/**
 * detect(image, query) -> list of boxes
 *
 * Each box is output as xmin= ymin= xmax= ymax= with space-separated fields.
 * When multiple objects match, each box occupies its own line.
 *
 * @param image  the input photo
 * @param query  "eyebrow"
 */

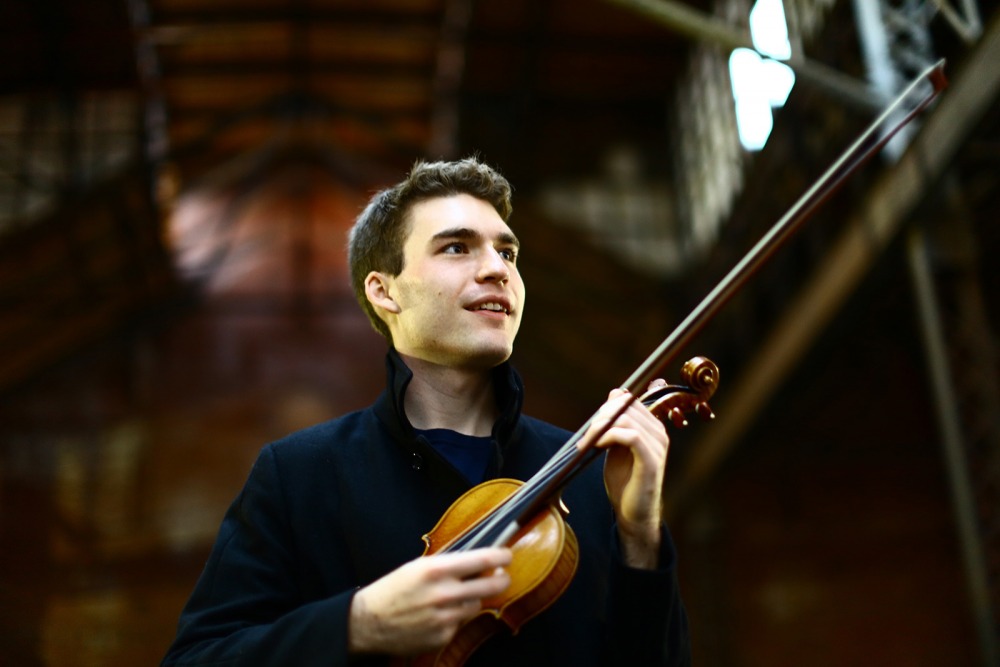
xmin=430 ymin=226 xmax=521 ymax=250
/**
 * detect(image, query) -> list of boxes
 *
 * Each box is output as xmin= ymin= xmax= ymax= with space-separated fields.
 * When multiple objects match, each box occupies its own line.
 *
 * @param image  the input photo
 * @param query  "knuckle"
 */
xmin=430 ymin=582 xmax=462 ymax=605
xmin=422 ymin=558 xmax=453 ymax=582
xmin=431 ymin=625 xmax=457 ymax=647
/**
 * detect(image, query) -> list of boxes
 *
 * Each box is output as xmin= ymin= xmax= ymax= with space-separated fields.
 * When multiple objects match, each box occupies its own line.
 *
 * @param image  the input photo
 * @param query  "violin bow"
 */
xmin=486 ymin=59 xmax=948 ymax=548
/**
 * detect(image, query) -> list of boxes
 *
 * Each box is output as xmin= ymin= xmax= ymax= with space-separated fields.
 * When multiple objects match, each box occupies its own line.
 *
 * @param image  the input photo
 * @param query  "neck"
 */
xmin=398 ymin=353 xmax=499 ymax=436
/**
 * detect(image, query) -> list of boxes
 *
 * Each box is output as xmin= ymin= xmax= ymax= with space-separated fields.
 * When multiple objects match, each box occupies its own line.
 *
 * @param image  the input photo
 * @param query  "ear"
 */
xmin=364 ymin=271 xmax=401 ymax=314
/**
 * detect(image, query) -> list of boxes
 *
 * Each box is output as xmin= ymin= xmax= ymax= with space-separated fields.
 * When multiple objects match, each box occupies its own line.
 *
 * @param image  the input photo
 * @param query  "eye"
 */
xmin=442 ymin=242 xmax=467 ymax=254
xmin=498 ymin=247 xmax=518 ymax=263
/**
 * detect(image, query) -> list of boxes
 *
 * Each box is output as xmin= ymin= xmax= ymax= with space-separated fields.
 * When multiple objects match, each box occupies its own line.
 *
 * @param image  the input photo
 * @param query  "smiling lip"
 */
xmin=465 ymin=297 xmax=513 ymax=315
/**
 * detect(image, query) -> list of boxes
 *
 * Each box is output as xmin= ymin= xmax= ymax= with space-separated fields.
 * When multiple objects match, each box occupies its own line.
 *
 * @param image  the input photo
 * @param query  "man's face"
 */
xmin=379 ymin=193 xmax=524 ymax=370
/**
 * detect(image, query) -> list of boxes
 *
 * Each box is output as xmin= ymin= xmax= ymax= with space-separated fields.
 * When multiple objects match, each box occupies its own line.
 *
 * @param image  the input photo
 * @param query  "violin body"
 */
xmin=406 ymin=479 xmax=579 ymax=667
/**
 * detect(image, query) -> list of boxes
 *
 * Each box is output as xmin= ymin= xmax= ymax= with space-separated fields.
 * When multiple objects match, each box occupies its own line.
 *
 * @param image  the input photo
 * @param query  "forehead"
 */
xmin=404 ymin=194 xmax=513 ymax=244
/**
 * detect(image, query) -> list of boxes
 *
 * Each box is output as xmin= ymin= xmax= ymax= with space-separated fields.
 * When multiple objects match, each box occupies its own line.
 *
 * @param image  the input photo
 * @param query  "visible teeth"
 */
xmin=477 ymin=302 xmax=507 ymax=313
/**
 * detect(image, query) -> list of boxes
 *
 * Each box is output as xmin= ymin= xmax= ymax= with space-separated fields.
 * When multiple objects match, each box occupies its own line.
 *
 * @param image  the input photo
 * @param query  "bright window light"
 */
xmin=730 ymin=49 xmax=773 ymax=151
xmin=761 ymin=58 xmax=795 ymax=106
xmin=750 ymin=0 xmax=792 ymax=59
xmin=730 ymin=0 xmax=796 ymax=151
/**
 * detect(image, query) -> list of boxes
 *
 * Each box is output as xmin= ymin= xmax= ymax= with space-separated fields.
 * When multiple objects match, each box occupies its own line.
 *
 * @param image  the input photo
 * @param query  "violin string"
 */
xmin=454 ymin=401 xmax=631 ymax=552
xmin=450 ymin=392 xmax=648 ymax=552
xmin=447 ymin=439 xmax=585 ymax=552
xmin=452 ymin=453 xmax=572 ymax=551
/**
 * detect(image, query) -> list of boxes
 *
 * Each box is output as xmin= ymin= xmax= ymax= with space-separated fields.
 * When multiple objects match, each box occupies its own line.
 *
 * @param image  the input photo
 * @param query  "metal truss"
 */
xmin=856 ymin=1 xmax=1000 ymax=663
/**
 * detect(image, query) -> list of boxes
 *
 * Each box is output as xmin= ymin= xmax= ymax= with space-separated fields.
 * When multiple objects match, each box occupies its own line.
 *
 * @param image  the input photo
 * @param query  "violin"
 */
xmin=398 ymin=357 xmax=719 ymax=667
xmin=403 ymin=60 xmax=948 ymax=667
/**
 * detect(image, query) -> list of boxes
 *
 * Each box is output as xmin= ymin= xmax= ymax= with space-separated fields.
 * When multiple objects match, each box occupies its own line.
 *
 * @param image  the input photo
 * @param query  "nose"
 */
xmin=478 ymin=247 xmax=510 ymax=284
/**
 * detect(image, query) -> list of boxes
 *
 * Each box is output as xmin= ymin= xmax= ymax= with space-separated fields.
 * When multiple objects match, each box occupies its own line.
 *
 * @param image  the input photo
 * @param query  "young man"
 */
xmin=162 ymin=158 xmax=691 ymax=666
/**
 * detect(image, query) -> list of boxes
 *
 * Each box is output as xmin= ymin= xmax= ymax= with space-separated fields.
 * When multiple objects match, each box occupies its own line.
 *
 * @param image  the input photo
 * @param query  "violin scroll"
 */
xmin=639 ymin=357 xmax=719 ymax=428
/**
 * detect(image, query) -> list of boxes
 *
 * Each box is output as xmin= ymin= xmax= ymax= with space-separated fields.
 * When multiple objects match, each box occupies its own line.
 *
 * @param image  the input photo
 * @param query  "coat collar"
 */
xmin=372 ymin=348 xmax=525 ymax=491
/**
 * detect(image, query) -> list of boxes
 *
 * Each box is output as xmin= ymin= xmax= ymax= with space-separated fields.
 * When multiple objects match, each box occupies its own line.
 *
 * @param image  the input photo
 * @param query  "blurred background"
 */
xmin=1 ymin=0 xmax=999 ymax=664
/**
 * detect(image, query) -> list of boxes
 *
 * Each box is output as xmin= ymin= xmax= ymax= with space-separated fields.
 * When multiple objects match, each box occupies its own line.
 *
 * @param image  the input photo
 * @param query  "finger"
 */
xmin=588 ymin=389 xmax=674 ymax=455
xmin=596 ymin=426 xmax=666 ymax=465
xmin=596 ymin=390 xmax=636 ymax=425
xmin=646 ymin=378 xmax=668 ymax=392
xmin=434 ymin=567 xmax=510 ymax=608
xmin=591 ymin=402 xmax=667 ymax=453
xmin=619 ymin=397 xmax=672 ymax=439
xmin=595 ymin=411 xmax=669 ymax=470
xmin=433 ymin=597 xmax=485 ymax=629
xmin=426 ymin=548 xmax=512 ymax=581
xmin=453 ymin=568 xmax=511 ymax=602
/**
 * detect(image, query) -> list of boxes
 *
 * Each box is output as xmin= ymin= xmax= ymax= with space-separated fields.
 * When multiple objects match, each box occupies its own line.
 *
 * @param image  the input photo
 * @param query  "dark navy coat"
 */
xmin=162 ymin=351 xmax=691 ymax=666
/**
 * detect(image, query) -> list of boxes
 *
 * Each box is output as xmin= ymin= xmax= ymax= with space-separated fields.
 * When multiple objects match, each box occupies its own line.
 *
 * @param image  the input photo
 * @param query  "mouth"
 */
xmin=467 ymin=299 xmax=512 ymax=315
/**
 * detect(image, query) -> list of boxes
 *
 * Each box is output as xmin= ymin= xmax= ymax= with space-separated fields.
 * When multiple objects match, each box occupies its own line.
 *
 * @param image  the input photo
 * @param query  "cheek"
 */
xmin=511 ymin=284 xmax=525 ymax=328
xmin=394 ymin=276 xmax=430 ymax=308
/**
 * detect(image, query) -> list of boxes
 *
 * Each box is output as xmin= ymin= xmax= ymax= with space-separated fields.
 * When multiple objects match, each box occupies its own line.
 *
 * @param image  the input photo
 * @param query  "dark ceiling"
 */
xmin=2 ymin=0 xmax=999 ymax=502
xmin=0 ymin=0 xmax=697 ymax=186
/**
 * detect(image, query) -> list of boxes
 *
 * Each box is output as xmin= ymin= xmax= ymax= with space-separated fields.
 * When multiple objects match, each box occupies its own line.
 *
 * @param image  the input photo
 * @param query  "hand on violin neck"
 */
xmin=588 ymin=385 xmax=669 ymax=570
xmin=348 ymin=548 xmax=512 ymax=656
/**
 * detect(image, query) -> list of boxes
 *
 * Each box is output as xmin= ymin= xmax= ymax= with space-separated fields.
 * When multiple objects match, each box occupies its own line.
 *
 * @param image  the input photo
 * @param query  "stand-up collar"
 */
xmin=376 ymin=348 xmax=524 ymax=444
xmin=372 ymin=349 xmax=525 ymax=489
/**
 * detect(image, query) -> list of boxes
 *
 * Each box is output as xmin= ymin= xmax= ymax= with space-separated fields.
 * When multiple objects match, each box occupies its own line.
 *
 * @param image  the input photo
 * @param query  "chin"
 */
xmin=463 ymin=341 xmax=513 ymax=369
xmin=404 ymin=338 xmax=512 ymax=370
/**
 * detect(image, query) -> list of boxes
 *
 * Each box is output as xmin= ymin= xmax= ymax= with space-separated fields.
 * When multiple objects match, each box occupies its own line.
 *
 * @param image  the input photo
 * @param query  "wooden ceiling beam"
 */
xmin=155 ymin=61 xmax=433 ymax=79
xmin=145 ymin=8 xmax=440 ymax=35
